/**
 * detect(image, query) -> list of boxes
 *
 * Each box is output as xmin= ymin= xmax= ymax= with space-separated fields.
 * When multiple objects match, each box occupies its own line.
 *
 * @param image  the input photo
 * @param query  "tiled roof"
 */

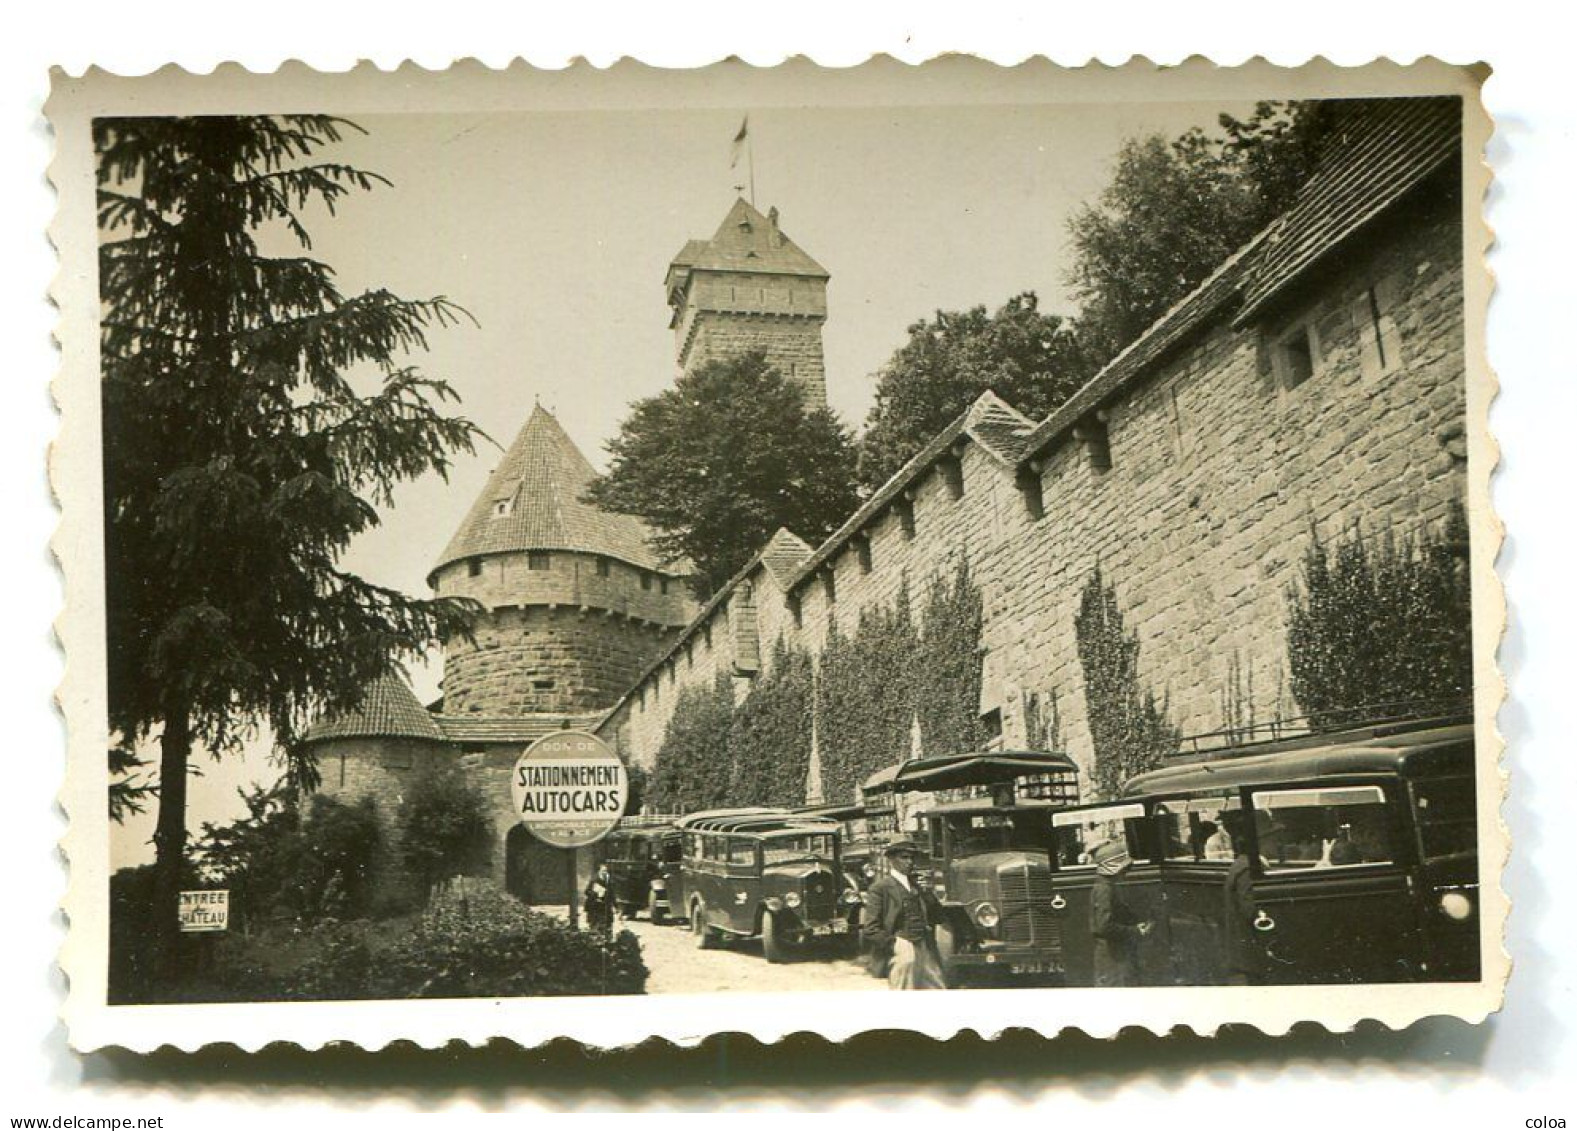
xmin=303 ymin=672 xmax=447 ymax=745
xmin=430 ymin=404 xmax=676 ymax=580
xmin=668 ymin=198 xmax=828 ymax=279
xmin=1234 ymin=96 xmax=1461 ymax=325
xmin=434 ymin=713 xmax=602 ymax=745
xmin=788 ymin=391 xmax=1036 ymax=590
xmin=758 ymin=527 xmax=815 ymax=587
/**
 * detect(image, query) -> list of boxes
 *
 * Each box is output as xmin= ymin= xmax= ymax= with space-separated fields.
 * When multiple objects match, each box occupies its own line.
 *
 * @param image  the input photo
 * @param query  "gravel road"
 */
xmin=616 ymin=912 xmax=885 ymax=995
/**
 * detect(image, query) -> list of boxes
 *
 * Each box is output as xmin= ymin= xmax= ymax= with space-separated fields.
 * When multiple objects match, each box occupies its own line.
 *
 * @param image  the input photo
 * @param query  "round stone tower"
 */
xmin=428 ymin=404 xmax=696 ymax=717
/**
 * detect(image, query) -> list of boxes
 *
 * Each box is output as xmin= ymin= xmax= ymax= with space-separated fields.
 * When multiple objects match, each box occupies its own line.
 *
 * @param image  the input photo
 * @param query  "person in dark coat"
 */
xmin=1219 ymin=813 xmax=1258 ymax=984
xmin=1090 ymin=840 xmax=1150 ymax=987
xmin=583 ymin=864 xmax=615 ymax=936
xmin=861 ymin=839 xmax=948 ymax=989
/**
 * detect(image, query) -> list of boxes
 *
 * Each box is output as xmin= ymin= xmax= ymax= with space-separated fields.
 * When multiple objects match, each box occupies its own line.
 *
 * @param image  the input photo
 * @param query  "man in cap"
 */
xmin=861 ymin=838 xmax=948 ymax=990
xmin=1090 ymin=839 xmax=1152 ymax=987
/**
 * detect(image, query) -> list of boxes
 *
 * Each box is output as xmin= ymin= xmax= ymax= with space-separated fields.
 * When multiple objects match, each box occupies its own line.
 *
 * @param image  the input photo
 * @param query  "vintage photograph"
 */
xmin=49 ymin=59 xmax=1502 ymax=1048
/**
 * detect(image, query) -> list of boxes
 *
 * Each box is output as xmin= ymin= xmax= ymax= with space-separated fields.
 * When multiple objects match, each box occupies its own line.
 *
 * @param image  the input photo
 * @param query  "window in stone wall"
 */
xmin=1075 ymin=416 xmax=1113 ymax=473
xmin=533 ymin=679 xmax=555 ymax=692
xmin=897 ymin=495 xmax=916 ymax=540
xmin=492 ymin=498 xmax=512 ymax=517
xmin=857 ymin=536 xmax=872 ymax=575
xmin=1166 ymin=383 xmax=1191 ymax=460
xmin=940 ymin=455 xmax=965 ymax=500
xmin=528 ymin=551 xmax=551 ymax=571
xmin=640 ymin=571 xmax=652 ymax=591
xmin=821 ymin=566 xmax=837 ymax=605
xmin=1017 ymin=465 xmax=1045 ymax=521
xmin=789 ymin=592 xmax=804 ymax=629
xmin=595 ymin=556 xmax=611 ymax=578
xmin=1351 ymin=282 xmax=1404 ymax=380
xmin=1272 ymin=319 xmax=1323 ymax=390
xmin=660 ymin=577 xmax=670 ymax=595
xmin=467 ymin=559 xmax=483 ymax=578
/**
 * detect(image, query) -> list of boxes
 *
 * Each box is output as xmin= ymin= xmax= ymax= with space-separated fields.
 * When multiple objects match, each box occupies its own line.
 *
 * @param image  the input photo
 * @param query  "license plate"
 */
xmin=1010 ymin=962 xmax=1049 ymax=975
xmin=814 ymin=919 xmax=848 ymax=936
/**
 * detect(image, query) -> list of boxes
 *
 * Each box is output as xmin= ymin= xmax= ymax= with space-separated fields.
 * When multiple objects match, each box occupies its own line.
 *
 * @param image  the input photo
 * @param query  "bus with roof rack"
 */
xmin=1045 ymin=715 xmax=1480 ymax=986
xmin=890 ymin=749 xmax=1081 ymax=985
xmin=676 ymin=808 xmax=858 ymax=963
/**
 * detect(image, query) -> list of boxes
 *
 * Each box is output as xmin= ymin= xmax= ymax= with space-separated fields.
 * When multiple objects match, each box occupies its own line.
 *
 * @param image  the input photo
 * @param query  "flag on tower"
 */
xmin=730 ymin=115 xmax=749 ymax=169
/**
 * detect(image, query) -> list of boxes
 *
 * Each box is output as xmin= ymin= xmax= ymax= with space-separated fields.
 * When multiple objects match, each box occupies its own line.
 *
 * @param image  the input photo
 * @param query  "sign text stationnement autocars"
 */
xmin=511 ymin=730 xmax=629 ymax=848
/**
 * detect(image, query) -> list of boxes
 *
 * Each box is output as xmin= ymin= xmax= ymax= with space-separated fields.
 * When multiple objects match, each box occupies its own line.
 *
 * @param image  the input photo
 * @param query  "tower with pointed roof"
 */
xmin=665 ymin=199 xmax=829 ymax=404
xmin=429 ymin=404 xmax=697 ymax=717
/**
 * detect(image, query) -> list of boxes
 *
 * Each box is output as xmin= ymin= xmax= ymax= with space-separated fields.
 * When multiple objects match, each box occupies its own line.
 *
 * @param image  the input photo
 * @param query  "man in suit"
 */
xmin=861 ymin=839 xmax=948 ymax=990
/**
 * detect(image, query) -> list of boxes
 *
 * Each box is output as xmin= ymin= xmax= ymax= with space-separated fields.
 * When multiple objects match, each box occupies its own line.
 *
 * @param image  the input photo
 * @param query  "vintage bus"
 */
xmin=1046 ymin=718 xmax=1480 ymax=985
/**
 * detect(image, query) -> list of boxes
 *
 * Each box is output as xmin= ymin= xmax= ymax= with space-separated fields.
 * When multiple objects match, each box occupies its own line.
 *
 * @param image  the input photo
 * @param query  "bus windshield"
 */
xmin=762 ymin=834 xmax=835 ymax=866
xmin=945 ymin=812 xmax=1051 ymax=857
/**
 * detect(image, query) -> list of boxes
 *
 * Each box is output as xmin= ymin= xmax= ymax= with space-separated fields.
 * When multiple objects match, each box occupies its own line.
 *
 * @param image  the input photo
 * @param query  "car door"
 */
xmin=1150 ymin=792 xmax=1241 ymax=985
xmin=722 ymin=836 xmax=760 ymax=934
xmin=1048 ymin=801 xmax=1148 ymax=986
xmin=1245 ymin=781 xmax=1425 ymax=983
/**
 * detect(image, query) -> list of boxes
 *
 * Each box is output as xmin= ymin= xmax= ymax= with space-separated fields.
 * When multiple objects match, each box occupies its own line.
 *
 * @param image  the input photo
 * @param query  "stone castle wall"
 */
xmin=601 ymin=181 xmax=1469 ymax=802
xmin=443 ymin=604 xmax=683 ymax=716
xmin=433 ymin=548 xmax=695 ymax=716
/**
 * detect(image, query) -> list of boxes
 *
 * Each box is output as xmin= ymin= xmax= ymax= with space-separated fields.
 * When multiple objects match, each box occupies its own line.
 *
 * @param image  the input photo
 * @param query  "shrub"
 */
xmin=400 ymin=765 xmax=493 ymax=902
xmin=1075 ymin=564 xmax=1180 ymax=799
xmin=298 ymin=794 xmax=384 ymax=917
xmin=284 ymin=882 xmax=648 ymax=999
xmin=647 ymin=672 xmax=734 ymax=813
xmin=729 ymin=638 xmax=815 ymax=807
xmin=1285 ymin=507 xmax=1473 ymax=730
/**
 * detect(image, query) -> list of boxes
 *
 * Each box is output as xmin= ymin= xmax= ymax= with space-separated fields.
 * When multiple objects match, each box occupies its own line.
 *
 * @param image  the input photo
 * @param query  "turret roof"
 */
xmin=430 ymin=404 xmax=675 ymax=580
xmin=302 ymin=672 xmax=446 ymax=745
xmin=668 ymin=198 xmax=828 ymax=279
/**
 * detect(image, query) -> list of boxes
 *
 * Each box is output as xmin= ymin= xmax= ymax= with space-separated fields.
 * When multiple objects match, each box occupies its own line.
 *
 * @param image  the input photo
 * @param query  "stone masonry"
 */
xmin=601 ymin=150 xmax=1470 ymax=805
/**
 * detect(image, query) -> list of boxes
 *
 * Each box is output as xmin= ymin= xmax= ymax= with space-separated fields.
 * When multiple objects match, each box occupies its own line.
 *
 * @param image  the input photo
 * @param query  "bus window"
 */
xmin=1153 ymin=795 xmax=1242 ymax=863
xmin=1051 ymin=803 xmax=1145 ymax=869
xmin=1250 ymin=785 xmax=1395 ymax=873
xmin=1410 ymin=776 xmax=1477 ymax=863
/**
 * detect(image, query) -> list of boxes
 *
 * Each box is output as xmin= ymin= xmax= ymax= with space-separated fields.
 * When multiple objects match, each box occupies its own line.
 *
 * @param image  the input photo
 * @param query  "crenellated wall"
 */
xmin=600 ymin=178 xmax=1469 ymax=804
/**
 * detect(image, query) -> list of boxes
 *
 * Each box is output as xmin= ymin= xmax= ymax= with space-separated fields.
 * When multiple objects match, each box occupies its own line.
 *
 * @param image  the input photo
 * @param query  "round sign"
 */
xmin=511 ymin=730 xmax=629 ymax=848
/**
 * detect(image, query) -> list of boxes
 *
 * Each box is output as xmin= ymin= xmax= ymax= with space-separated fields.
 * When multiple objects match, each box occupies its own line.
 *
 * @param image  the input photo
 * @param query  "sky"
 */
xmin=111 ymin=97 xmax=1256 ymax=868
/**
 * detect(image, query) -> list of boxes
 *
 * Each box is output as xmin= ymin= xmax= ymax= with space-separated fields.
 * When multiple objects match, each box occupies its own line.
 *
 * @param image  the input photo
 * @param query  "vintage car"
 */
xmin=893 ymin=749 xmax=1081 ymax=984
xmin=677 ymin=808 xmax=858 ymax=962
xmin=600 ymin=825 xmax=685 ymax=922
xmin=1046 ymin=717 xmax=1479 ymax=986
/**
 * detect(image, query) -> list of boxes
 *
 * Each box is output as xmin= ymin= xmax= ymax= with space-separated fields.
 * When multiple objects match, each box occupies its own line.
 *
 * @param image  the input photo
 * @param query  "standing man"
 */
xmin=862 ymin=839 xmax=948 ymax=990
xmin=1090 ymin=840 xmax=1151 ymax=987
xmin=1220 ymin=812 xmax=1258 ymax=984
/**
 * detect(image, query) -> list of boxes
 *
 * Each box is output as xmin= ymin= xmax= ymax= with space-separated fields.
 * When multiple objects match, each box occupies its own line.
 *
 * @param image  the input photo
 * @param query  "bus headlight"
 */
xmin=973 ymin=901 xmax=1001 ymax=929
xmin=785 ymin=891 xmax=802 ymax=909
xmin=1440 ymin=891 xmax=1473 ymax=921
xmin=862 ymin=863 xmax=877 ymax=879
xmin=842 ymin=889 xmax=863 ymax=905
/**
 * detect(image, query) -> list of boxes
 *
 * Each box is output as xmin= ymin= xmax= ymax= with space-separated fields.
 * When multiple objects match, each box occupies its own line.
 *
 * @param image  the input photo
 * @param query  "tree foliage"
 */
xmin=1066 ymin=101 xmax=1332 ymax=368
xmin=1074 ymin=565 xmax=1180 ymax=799
xmin=729 ymin=638 xmax=816 ymax=807
xmin=399 ymin=765 xmax=494 ymax=900
xmin=815 ymin=588 xmax=921 ymax=804
xmin=857 ymin=294 xmax=1090 ymax=490
xmin=646 ymin=673 xmax=736 ymax=813
xmin=914 ymin=559 xmax=987 ymax=761
xmin=97 ymin=115 xmax=481 ymax=956
xmin=1285 ymin=507 xmax=1473 ymax=731
xmin=584 ymin=351 xmax=860 ymax=597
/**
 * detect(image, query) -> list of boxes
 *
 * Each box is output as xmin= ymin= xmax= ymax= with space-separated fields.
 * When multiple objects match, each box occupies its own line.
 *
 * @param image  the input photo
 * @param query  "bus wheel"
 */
xmin=693 ymin=901 xmax=719 ymax=949
xmin=761 ymin=909 xmax=788 ymax=964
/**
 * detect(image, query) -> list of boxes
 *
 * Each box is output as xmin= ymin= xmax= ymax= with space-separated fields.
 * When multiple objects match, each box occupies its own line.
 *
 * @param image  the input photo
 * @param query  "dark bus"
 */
xmin=1047 ymin=718 xmax=1480 ymax=985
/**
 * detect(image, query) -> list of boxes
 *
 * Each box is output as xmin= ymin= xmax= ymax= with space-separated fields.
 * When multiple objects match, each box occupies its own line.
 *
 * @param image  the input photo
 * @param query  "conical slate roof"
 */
xmin=430 ymin=404 xmax=672 ymax=579
xmin=669 ymin=198 xmax=828 ymax=279
xmin=302 ymin=672 xmax=446 ymax=745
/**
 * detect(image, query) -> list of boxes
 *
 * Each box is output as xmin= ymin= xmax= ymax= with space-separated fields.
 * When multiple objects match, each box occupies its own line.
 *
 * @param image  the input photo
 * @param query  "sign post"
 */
xmin=177 ymin=889 xmax=230 ymax=934
xmin=511 ymin=730 xmax=629 ymax=929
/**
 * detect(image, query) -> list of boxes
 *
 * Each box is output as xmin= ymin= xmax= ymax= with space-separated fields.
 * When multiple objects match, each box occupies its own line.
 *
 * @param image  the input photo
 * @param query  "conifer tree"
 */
xmin=97 ymin=116 xmax=481 ymax=963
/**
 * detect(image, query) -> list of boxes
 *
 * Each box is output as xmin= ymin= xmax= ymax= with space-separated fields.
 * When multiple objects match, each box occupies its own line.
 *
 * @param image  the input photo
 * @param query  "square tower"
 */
xmin=665 ymin=199 xmax=829 ymax=405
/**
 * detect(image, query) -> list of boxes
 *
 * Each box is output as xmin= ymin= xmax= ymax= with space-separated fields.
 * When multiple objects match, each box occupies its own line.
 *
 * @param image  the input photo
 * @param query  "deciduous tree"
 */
xmin=585 ymin=350 xmax=860 ymax=596
xmin=857 ymin=294 xmax=1089 ymax=491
